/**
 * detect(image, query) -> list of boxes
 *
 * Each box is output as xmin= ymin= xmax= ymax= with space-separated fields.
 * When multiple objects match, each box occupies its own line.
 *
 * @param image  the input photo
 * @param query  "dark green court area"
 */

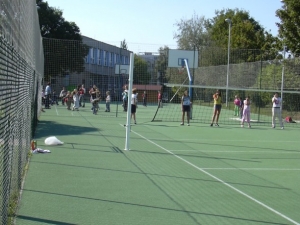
xmin=16 ymin=103 xmax=300 ymax=225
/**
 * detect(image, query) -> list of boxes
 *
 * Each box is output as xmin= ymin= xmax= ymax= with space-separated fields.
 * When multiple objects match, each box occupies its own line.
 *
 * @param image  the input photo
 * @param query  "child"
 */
xmin=241 ymin=96 xmax=251 ymax=128
xmin=91 ymin=88 xmax=100 ymax=115
xmin=142 ymin=91 xmax=147 ymax=107
xmin=72 ymin=89 xmax=80 ymax=111
xmin=233 ymin=95 xmax=241 ymax=116
xmin=131 ymin=88 xmax=138 ymax=124
xmin=105 ymin=91 xmax=111 ymax=112
xmin=181 ymin=90 xmax=192 ymax=126
xmin=64 ymin=91 xmax=72 ymax=110
xmin=122 ymin=87 xmax=128 ymax=112
xmin=59 ymin=87 xmax=67 ymax=105
xmin=240 ymin=98 xmax=244 ymax=119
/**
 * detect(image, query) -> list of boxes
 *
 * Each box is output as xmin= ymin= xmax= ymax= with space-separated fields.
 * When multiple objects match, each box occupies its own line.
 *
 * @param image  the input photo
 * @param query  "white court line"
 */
xmin=54 ymin=105 xmax=59 ymax=116
xmin=201 ymin=168 xmax=300 ymax=171
xmin=177 ymin=139 xmax=300 ymax=143
xmin=128 ymin=128 xmax=300 ymax=225
xmin=170 ymin=150 xmax=300 ymax=154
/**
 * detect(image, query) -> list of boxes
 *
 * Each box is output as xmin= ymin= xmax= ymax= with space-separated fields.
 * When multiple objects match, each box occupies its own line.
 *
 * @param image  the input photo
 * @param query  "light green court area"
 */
xmin=16 ymin=103 xmax=300 ymax=225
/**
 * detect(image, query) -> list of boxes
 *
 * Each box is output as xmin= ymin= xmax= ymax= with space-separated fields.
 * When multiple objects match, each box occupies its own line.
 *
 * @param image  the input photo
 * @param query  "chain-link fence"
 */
xmin=0 ymin=0 xmax=43 ymax=224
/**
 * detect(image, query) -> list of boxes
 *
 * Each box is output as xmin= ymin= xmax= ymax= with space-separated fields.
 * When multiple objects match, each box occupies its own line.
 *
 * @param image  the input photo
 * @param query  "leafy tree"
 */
xmin=36 ymin=0 xmax=88 ymax=80
xmin=120 ymin=39 xmax=128 ymax=50
xmin=133 ymin=55 xmax=151 ymax=84
xmin=173 ymin=13 xmax=211 ymax=50
xmin=209 ymin=9 xmax=265 ymax=49
xmin=276 ymin=0 xmax=300 ymax=56
xmin=154 ymin=46 xmax=169 ymax=84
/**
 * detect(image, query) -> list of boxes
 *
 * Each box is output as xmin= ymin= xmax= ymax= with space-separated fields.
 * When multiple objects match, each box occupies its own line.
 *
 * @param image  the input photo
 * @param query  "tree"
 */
xmin=133 ymin=55 xmax=151 ymax=84
xmin=209 ymin=9 xmax=266 ymax=49
xmin=36 ymin=0 xmax=88 ymax=80
xmin=120 ymin=39 xmax=128 ymax=50
xmin=173 ymin=13 xmax=211 ymax=50
xmin=155 ymin=46 xmax=169 ymax=83
xmin=204 ymin=9 xmax=278 ymax=64
xmin=276 ymin=0 xmax=300 ymax=56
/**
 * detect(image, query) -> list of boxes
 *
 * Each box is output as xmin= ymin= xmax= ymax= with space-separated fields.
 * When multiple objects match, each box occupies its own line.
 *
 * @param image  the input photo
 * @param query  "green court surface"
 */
xmin=16 ymin=103 xmax=300 ymax=225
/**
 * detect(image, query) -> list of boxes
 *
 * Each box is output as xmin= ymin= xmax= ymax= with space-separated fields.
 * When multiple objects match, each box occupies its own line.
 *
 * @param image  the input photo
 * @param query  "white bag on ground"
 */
xmin=44 ymin=136 xmax=64 ymax=145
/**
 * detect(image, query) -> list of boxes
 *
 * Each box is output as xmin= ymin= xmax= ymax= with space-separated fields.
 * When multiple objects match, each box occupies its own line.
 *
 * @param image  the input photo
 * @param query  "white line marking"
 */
xmin=170 ymin=150 xmax=300 ymax=154
xmin=200 ymin=168 xmax=300 ymax=171
xmin=130 ymin=129 xmax=300 ymax=225
xmin=55 ymin=105 xmax=59 ymax=116
xmin=177 ymin=139 xmax=300 ymax=143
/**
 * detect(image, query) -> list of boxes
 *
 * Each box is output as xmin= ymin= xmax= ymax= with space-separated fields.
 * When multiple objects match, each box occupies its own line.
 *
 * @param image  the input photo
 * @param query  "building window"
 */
xmin=97 ymin=49 xmax=100 ymax=65
xmin=110 ymin=53 xmax=114 ymax=67
xmin=90 ymin=48 xmax=94 ymax=64
xmin=116 ymin=54 xmax=120 ymax=64
xmin=104 ymin=51 xmax=107 ymax=66
xmin=99 ymin=50 xmax=103 ymax=65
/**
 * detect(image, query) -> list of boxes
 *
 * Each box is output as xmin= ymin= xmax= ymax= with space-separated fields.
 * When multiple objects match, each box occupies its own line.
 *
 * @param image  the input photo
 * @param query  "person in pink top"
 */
xmin=241 ymin=96 xmax=251 ymax=128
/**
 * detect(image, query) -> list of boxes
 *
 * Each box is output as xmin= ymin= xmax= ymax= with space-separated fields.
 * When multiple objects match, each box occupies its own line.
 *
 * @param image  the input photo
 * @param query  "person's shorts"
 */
xmin=182 ymin=105 xmax=190 ymax=112
xmin=131 ymin=104 xmax=136 ymax=113
xmin=214 ymin=104 xmax=222 ymax=111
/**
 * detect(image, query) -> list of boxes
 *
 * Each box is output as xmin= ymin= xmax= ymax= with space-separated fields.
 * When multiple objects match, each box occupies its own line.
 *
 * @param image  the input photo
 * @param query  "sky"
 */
xmin=45 ymin=0 xmax=284 ymax=53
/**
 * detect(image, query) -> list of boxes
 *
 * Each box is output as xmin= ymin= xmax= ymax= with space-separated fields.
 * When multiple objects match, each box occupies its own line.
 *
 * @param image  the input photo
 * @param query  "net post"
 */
xmin=124 ymin=53 xmax=134 ymax=151
xmin=184 ymin=59 xmax=193 ymax=119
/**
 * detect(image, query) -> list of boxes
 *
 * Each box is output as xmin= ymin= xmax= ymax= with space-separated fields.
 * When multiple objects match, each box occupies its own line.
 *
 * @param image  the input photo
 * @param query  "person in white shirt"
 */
xmin=272 ymin=92 xmax=284 ymax=129
xmin=131 ymin=88 xmax=137 ymax=124
xmin=45 ymin=82 xmax=51 ymax=109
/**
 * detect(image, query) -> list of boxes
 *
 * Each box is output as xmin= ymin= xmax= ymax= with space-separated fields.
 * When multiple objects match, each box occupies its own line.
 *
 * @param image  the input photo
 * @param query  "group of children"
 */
xmin=59 ymin=85 xmax=111 ymax=114
xmin=181 ymin=90 xmax=283 ymax=129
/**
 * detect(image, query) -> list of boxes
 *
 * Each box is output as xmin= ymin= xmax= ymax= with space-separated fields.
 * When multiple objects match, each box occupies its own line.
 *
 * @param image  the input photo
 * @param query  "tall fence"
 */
xmin=44 ymin=39 xmax=300 ymax=125
xmin=0 ymin=0 xmax=43 ymax=224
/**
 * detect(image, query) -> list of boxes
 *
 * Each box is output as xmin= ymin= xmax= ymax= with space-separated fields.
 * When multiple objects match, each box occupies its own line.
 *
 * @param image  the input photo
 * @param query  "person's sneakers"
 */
xmin=215 ymin=123 xmax=219 ymax=127
xmin=187 ymin=123 xmax=190 ymax=126
xmin=210 ymin=123 xmax=213 ymax=126
xmin=272 ymin=126 xmax=275 ymax=128
xmin=281 ymin=127 xmax=284 ymax=129
xmin=180 ymin=123 xmax=184 ymax=125
xmin=241 ymin=124 xmax=244 ymax=128
xmin=248 ymin=125 xmax=251 ymax=128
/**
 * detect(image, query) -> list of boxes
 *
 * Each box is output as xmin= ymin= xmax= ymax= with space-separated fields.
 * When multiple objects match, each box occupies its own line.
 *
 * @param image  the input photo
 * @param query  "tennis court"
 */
xmin=16 ymin=103 xmax=300 ymax=225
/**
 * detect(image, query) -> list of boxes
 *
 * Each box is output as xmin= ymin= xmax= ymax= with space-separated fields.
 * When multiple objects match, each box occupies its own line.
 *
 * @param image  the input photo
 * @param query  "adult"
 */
xmin=272 ymin=92 xmax=284 ymax=129
xmin=44 ymin=82 xmax=51 ymax=109
xmin=181 ymin=90 xmax=192 ymax=126
xmin=210 ymin=90 xmax=222 ymax=126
